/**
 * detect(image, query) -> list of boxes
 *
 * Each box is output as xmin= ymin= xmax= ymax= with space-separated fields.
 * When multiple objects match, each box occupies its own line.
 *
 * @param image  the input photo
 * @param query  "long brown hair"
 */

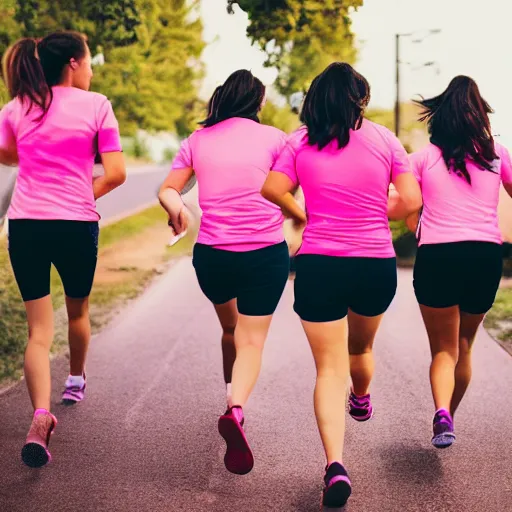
xmin=200 ymin=70 xmax=265 ymax=128
xmin=2 ymin=31 xmax=87 ymax=118
xmin=300 ymin=62 xmax=370 ymax=150
xmin=415 ymin=76 xmax=498 ymax=184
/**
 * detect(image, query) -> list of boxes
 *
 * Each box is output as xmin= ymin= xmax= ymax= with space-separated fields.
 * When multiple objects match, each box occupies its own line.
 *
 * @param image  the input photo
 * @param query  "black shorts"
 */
xmin=8 ymin=220 xmax=99 ymax=302
xmin=413 ymin=241 xmax=503 ymax=314
xmin=192 ymin=241 xmax=289 ymax=316
xmin=293 ymin=255 xmax=397 ymax=322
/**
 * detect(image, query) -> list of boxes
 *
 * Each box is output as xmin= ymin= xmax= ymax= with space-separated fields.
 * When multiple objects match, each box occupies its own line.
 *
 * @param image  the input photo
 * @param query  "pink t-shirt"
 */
xmin=273 ymin=120 xmax=411 ymax=258
xmin=411 ymin=142 xmax=512 ymax=246
xmin=0 ymin=86 xmax=122 ymax=222
xmin=171 ymin=117 xmax=287 ymax=251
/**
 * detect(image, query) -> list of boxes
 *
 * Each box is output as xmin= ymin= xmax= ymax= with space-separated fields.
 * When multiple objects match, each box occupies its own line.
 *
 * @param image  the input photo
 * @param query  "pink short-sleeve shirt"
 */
xmin=0 ymin=86 xmax=122 ymax=222
xmin=410 ymin=142 xmax=512 ymax=246
xmin=171 ymin=117 xmax=288 ymax=251
xmin=273 ymin=120 xmax=412 ymax=258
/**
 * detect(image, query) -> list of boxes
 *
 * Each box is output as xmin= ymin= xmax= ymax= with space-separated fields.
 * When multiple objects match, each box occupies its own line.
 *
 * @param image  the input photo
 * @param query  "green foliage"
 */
xmin=227 ymin=0 xmax=363 ymax=96
xmin=0 ymin=0 xmax=205 ymax=136
xmin=15 ymin=0 xmax=141 ymax=50
xmin=260 ymin=100 xmax=300 ymax=133
xmin=124 ymin=135 xmax=150 ymax=160
xmin=92 ymin=0 xmax=204 ymax=135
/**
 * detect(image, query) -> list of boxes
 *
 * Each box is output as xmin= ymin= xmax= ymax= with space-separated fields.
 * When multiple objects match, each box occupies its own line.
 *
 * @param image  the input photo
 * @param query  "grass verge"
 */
xmin=484 ymin=287 xmax=512 ymax=355
xmin=0 ymin=205 xmax=196 ymax=386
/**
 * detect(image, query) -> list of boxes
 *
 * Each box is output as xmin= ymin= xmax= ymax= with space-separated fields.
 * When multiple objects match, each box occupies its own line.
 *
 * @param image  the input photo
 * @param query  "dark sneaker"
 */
xmin=218 ymin=405 xmax=253 ymax=475
xmin=21 ymin=410 xmax=57 ymax=468
xmin=322 ymin=461 xmax=352 ymax=508
xmin=348 ymin=391 xmax=373 ymax=422
xmin=432 ymin=409 xmax=456 ymax=448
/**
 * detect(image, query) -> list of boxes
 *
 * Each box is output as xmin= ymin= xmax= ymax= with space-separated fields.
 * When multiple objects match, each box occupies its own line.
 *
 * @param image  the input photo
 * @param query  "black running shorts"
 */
xmin=413 ymin=241 xmax=503 ymax=314
xmin=8 ymin=220 xmax=99 ymax=302
xmin=192 ymin=241 xmax=289 ymax=316
xmin=293 ymin=255 xmax=397 ymax=322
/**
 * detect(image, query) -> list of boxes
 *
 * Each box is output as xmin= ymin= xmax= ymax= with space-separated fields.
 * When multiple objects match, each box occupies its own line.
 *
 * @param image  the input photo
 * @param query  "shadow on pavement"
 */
xmin=379 ymin=443 xmax=443 ymax=486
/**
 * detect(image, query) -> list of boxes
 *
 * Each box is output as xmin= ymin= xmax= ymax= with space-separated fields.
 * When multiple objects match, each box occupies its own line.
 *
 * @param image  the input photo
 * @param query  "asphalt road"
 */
xmin=0 ymin=261 xmax=511 ymax=512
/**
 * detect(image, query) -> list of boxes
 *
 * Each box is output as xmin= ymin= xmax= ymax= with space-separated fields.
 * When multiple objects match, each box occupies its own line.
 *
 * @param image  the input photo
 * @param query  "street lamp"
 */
xmin=395 ymin=29 xmax=441 ymax=137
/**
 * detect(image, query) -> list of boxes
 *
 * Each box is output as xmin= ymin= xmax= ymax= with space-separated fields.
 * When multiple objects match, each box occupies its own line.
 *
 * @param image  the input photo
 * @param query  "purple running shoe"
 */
xmin=62 ymin=374 xmax=86 ymax=405
xmin=348 ymin=390 xmax=373 ymax=422
xmin=323 ymin=462 xmax=352 ymax=508
xmin=21 ymin=409 xmax=57 ymax=468
xmin=218 ymin=405 xmax=253 ymax=475
xmin=432 ymin=409 xmax=456 ymax=448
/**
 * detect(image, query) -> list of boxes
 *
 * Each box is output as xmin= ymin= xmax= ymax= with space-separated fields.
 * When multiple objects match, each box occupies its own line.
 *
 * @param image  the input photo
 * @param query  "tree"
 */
xmin=0 ymin=0 xmax=205 ymax=136
xmin=227 ymin=0 xmax=363 ymax=97
xmin=91 ymin=0 xmax=204 ymax=136
xmin=260 ymin=100 xmax=300 ymax=133
xmin=15 ymin=0 xmax=141 ymax=50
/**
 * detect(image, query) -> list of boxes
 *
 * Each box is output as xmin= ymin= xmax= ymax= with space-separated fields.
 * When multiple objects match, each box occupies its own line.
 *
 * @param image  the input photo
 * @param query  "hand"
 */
xmin=168 ymin=206 xmax=190 ymax=235
xmin=292 ymin=215 xmax=306 ymax=229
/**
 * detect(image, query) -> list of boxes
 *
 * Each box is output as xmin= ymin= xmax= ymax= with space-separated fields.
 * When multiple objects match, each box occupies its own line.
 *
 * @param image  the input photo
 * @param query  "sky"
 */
xmin=200 ymin=0 xmax=512 ymax=144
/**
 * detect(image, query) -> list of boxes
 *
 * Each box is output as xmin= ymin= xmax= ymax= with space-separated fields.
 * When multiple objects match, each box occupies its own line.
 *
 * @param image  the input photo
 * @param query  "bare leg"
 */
xmin=419 ymin=304 xmax=460 ymax=411
xmin=450 ymin=312 xmax=485 ymax=416
xmin=348 ymin=310 xmax=384 ymax=396
xmin=302 ymin=318 xmax=350 ymax=464
xmin=23 ymin=296 xmax=54 ymax=411
xmin=229 ymin=314 xmax=272 ymax=407
xmin=66 ymin=297 xmax=91 ymax=376
xmin=213 ymin=299 xmax=238 ymax=385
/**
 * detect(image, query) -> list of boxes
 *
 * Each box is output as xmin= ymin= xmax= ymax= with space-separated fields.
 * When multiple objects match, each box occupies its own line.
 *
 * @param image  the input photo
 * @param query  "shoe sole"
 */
xmin=349 ymin=408 xmax=374 ymax=422
xmin=323 ymin=477 xmax=352 ymax=508
xmin=61 ymin=398 xmax=81 ymax=406
xmin=432 ymin=433 xmax=456 ymax=449
xmin=218 ymin=415 xmax=254 ymax=475
xmin=21 ymin=442 xmax=50 ymax=468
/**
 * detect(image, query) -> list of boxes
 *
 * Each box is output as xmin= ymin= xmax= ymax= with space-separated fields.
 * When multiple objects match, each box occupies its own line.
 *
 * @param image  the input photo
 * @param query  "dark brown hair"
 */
xmin=415 ymin=75 xmax=498 ymax=184
xmin=300 ymin=62 xmax=370 ymax=150
xmin=200 ymin=70 xmax=265 ymax=128
xmin=2 ymin=31 xmax=87 ymax=118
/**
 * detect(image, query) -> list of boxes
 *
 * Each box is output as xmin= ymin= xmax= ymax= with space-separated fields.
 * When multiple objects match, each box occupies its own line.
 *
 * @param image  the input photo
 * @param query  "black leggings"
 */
xmin=8 ymin=220 xmax=99 ymax=302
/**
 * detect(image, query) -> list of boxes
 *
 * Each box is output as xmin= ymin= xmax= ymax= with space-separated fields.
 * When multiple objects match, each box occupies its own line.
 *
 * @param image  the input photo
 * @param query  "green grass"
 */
xmin=483 ymin=288 xmax=512 ymax=355
xmin=99 ymin=205 xmax=165 ymax=248
xmin=0 ymin=204 xmax=191 ymax=385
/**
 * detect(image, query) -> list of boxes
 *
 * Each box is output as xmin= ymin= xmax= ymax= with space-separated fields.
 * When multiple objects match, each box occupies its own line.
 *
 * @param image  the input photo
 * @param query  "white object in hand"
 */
xmin=168 ymin=229 xmax=187 ymax=247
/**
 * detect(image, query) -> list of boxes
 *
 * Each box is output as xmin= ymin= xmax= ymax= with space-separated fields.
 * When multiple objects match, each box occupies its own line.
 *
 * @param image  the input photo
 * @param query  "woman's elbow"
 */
xmin=260 ymin=185 xmax=276 ymax=203
xmin=109 ymin=167 xmax=126 ymax=187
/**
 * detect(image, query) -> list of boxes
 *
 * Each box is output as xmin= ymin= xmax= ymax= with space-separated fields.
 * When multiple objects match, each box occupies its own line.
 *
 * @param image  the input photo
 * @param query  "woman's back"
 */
xmin=173 ymin=117 xmax=287 ymax=250
xmin=275 ymin=120 xmax=410 ymax=257
xmin=2 ymin=86 xmax=120 ymax=221
xmin=411 ymin=142 xmax=512 ymax=245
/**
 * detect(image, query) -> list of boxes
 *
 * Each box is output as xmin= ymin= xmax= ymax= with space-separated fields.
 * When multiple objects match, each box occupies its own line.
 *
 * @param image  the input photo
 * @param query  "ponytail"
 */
xmin=3 ymin=38 xmax=51 ymax=115
xmin=2 ymin=31 xmax=87 ymax=119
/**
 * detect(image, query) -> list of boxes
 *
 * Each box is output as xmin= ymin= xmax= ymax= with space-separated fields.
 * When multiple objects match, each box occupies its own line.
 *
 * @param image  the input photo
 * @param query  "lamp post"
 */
xmin=395 ymin=29 xmax=441 ymax=137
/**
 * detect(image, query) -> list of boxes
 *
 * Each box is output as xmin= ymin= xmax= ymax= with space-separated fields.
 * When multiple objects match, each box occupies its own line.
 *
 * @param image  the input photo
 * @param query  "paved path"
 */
xmin=1 ymin=261 xmax=511 ymax=511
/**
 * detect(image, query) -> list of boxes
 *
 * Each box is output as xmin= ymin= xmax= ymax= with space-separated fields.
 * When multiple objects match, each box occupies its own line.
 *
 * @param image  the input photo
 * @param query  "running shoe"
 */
xmin=62 ymin=373 xmax=86 ymax=405
xmin=431 ymin=409 xmax=456 ymax=448
xmin=322 ymin=461 xmax=352 ymax=508
xmin=218 ymin=405 xmax=253 ymax=475
xmin=21 ymin=409 xmax=57 ymax=468
xmin=348 ymin=390 xmax=373 ymax=422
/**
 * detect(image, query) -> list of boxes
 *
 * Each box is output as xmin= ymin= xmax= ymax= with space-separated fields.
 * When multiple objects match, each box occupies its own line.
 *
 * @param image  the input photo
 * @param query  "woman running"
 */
xmin=261 ymin=62 xmax=422 ymax=507
xmin=158 ymin=69 xmax=292 ymax=475
xmin=0 ymin=32 xmax=126 ymax=467
xmin=406 ymin=76 xmax=512 ymax=449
